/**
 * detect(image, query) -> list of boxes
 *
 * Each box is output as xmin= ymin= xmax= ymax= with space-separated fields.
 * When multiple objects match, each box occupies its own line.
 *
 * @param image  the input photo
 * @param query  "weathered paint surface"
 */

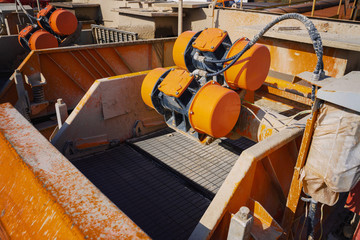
xmin=51 ymin=71 xmax=165 ymax=159
xmin=281 ymin=110 xmax=319 ymax=238
xmin=0 ymin=38 xmax=176 ymax=118
xmin=189 ymin=124 xmax=304 ymax=239
xmin=0 ymin=103 xmax=150 ymax=239
xmin=228 ymin=102 xmax=304 ymax=142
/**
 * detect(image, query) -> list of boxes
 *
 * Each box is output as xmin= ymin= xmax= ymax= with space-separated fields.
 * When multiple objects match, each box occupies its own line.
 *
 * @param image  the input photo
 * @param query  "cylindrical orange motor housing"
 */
xmin=18 ymin=25 xmax=58 ymax=50
xmin=28 ymin=29 xmax=59 ymax=50
xmin=141 ymin=68 xmax=168 ymax=109
xmin=49 ymin=9 xmax=78 ymax=36
xmin=188 ymin=81 xmax=241 ymax=138
xmin=37 ymin=5 xmax=78 ymax=36
xmin=173 ymin=31 xmax=196 ymax=69
xmin=224 ymin=39 xmax=271 ymax=91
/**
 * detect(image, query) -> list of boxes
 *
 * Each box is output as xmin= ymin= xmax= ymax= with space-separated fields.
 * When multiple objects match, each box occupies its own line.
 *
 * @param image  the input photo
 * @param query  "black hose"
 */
xmin=206 ymin=13 xmax=324 ymax=78
xmin=307 ymin=200 xmax=318 ymax=239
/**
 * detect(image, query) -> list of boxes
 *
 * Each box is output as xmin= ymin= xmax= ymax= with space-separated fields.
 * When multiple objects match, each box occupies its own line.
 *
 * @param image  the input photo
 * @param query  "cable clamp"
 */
xmin=193 ymin=52 xmax=206 ymax=63
xmin=311 ymin=70 xmax=325 ymax=82
xmin=190 ymin=69 xmax=207 ymax=77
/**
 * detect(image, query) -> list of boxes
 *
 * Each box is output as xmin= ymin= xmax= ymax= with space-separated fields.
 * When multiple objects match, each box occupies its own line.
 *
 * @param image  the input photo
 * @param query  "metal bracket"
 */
xmin=227 ymin=207 xmax=253 ymax=240
xmin=55 ymin=98 xmax=68 ymax=129
xmin=132 ymin=120 xmax=145 ymax=138
xmin=292 ymin=71 xmax=334 ymax=87
xmin=24 ymin=72 xmax=47 ymax=87
xmin=14 ymin=70 xmax=31 ymax=121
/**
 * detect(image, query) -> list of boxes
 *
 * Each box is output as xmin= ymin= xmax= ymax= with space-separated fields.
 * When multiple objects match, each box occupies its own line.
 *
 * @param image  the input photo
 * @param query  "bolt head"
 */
xmin=176 ymin=91 xmax=179 ymax=95
xmin=238 ymin=206 xmax=250 ymax=220
xmin=192 ymin=42 xmax=196 ymax=45
xmin=57 ymin=98 xmax=63 ymax=104
xmin=211 ymin=46 xmax=214 ymax=49
xmin=190 ymin=111 xmax=194 ymax=115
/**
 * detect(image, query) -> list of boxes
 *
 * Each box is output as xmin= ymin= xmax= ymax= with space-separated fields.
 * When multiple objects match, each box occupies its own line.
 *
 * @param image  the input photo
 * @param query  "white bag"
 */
xmin=303 ymin=102 xmax=360 ymax=206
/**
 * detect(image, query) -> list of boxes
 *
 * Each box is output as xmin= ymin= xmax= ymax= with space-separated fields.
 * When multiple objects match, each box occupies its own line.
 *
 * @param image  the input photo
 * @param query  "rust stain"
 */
xmin=0 ymin=103 xmax=150 ymax=239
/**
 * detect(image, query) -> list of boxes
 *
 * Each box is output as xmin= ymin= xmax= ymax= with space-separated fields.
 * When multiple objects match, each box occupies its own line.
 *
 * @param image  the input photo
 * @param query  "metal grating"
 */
xmin=128 ymin=129 xmax=256 ymax=195
xmin=91 ymin=24 xmax=138 ymax=44
xmin=72 ymin=144 xmax=210 ymax=240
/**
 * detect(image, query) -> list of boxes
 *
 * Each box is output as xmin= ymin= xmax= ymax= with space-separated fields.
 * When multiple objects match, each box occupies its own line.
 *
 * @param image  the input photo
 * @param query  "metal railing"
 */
xmin=91 ymin=24 xmax=138 ymax=44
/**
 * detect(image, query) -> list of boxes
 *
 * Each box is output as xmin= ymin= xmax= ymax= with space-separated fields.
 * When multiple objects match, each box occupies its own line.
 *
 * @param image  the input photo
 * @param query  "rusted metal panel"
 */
xmin=259 ymin=38 xmax=348 ymax=78
xmin=249 ymin=199 xmax=283 ymax=239
xmin=0 ymin=103 xmax=150 ymax=239
xmin=228 ymin=102 xmax=309 ymax=142
xmin=259 ymin=85 xmax=313 ymax=106
xmin=0 ymin=38 xmax=176 ymax=118
xmin=281 ymin=107 xmax=319 ymax=238
xmin=51 ymin=71 xmax=166 ymax=159
xmin=0 ymin=220 xmax=9 ymax=240
xmin=189 ymin=124 xmax=305 ymax=239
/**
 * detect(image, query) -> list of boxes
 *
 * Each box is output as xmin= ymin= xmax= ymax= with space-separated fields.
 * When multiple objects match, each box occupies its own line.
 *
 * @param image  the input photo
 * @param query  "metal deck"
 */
xmin=129 ymin=129 xmax=255 ymax=195
xmin=72 ymin=129 xmax=255 ymax=240
xmin=73 ymin=143 xmax=210 ymax=240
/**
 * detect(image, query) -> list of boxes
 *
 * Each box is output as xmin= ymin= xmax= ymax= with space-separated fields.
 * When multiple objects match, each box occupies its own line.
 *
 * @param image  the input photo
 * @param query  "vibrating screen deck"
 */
xmin=73 ymin=129 xmax=255 ymax=240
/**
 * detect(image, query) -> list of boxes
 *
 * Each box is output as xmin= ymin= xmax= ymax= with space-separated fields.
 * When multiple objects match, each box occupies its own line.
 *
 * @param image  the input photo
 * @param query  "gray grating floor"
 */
xmin=128 ymin=129 xmax=256 ymax=195
xmin=73 ymin=144 xmax=211 ymax=240
xmin=72 ymin=129 xmax=255 ymax=240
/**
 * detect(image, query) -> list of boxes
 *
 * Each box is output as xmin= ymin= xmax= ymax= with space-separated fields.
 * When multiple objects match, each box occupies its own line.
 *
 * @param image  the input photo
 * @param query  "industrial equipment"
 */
xmin=142 ymin=28 xmax=271 ymax=142
xmin=141 ymin=13 xmax=324 ymax=144
xmin=17 ymin=4 xmax=78 ymax=50
xmin=2 ymin=7 xmax=360 ymax=239
xmin=37 ymin=5 xmax=78 ymax=37
xmin=18 ymin=24 xmax=58 ymax=50
xmin=172 ymin=28 xmax=271 ymax=91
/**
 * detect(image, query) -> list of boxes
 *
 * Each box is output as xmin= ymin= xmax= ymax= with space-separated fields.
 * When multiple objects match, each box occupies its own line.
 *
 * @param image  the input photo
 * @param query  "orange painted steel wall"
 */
xmin=190 ymin=126 xmax=304 ymax=239
xmin=0 ymin=103 xmax=150 ymax=239
xmin=51 ymin=71 xmax=166 ymax=158
xmin=211 ymin=137 xmax=301 ymax=239
xmin=259 ymin=38 xmax=347 ymax=78
xmin=0 ymin=39 xmax=176 ymax=118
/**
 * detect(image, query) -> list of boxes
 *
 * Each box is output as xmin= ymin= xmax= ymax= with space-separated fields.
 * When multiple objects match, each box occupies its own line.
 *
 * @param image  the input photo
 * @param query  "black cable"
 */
xmin=206 ymin=13 xmax=324 ymax=78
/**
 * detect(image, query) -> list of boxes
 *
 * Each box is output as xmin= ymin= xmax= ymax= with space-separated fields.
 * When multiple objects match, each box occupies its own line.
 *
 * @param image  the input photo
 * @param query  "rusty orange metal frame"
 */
xmin=51 ymin=71 xmax=166 ymax=159
xmin=190 ymin=121 xmax=306 ymax=239
xmin=281 ymin=104 xmax=320 ymax=238
xmin=0 ymin=38 xmax=176 ymax=118
xmin=0 ymin=103 xmax=150 ymax=239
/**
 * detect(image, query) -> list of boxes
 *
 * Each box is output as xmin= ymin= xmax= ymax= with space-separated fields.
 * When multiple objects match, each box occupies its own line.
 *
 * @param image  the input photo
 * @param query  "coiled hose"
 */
xmin=205 ymin=13 xmax=324 ymax=80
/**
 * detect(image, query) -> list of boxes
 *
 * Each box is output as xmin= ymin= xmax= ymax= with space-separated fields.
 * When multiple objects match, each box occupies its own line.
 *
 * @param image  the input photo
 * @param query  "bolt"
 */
xmin=192 ymin=42 xmax=196 ymax=45
xmin=57 ymin=98 xmax=64 ymax=105
xmin=212 ymin=81 xmax=215 ymax=84
xmin=158 ymin=85 xmax=161 ymax=88
xmin=211 ymin=46 xmax=214 ymax=49
xmin=238 ymin=206 xmax=250 ymax=221
xmin=190 ymin=111 xmax=194 ymax=115
xmin=176 ymin=91 xmax=179 ymax=95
